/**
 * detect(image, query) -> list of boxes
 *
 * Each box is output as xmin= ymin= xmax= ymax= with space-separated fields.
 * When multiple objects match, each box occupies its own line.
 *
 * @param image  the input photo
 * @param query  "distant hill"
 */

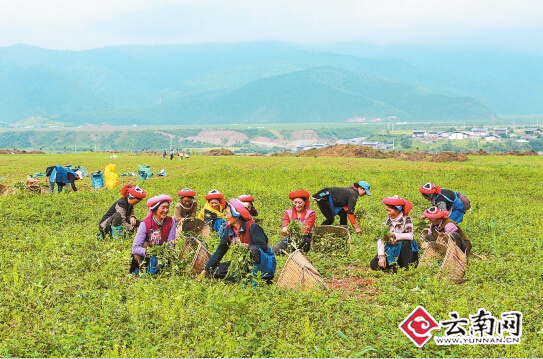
xmin=1 ymin=42 xmax=541 ymax=125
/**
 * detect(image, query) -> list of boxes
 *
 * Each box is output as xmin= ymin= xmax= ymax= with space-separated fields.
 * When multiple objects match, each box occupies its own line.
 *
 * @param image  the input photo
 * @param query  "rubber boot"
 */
xmin=250 ymin=264 xmax=260 ymax=288
xmin=111 ymin=225 xmax=123 ymax=240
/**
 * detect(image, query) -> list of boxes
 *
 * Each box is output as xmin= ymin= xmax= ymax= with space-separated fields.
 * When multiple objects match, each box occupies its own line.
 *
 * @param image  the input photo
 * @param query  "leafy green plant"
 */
xmin=225 ymin=241 xmax=253 ymax=282
xmin=144 ymin=240 xmax=184 ymax=276
xmin=287 ymin=219 xmax=305 ymax=250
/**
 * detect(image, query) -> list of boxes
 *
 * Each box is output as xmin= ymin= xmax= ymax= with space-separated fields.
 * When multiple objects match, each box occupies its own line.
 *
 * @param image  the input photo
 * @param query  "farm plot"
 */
xmin=0 ymin=153 xmax=542 ymax=357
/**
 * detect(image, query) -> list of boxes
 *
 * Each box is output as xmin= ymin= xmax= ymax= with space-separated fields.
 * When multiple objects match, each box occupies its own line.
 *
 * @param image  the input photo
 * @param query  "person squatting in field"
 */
xmin=272 ymin=190 xmax=316 ymax=255
xmin=238 ymin=194 xmax=259 ymax=218
xmin=312 ymin=180 xmax=371 ymax=234
xmin=46 ymin=165 xmax=83 ymax=193
xmin=198 ymin=189 xmax=227 ymax=233
xmin=370 ymin=196 xmax=419 ymax=272
xmin=422 ymin=206 xmax=472 ymax=259
xmin=130 ymin=194 xmax=176 ymax=275
xmin=200 ymin=198 xmax=276 ymax=284
xmin=419 ymin=182 xmax=468 ymax=224
xmin=98 ymin=184 xmax=146 ymax=239
xmin=174 ymin=188 xmax=198 ymax=224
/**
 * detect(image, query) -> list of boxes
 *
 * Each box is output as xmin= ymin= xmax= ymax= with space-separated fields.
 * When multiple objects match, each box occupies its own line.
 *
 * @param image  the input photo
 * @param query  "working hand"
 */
xmin=378 ymin=255 xmax=386 ymax=269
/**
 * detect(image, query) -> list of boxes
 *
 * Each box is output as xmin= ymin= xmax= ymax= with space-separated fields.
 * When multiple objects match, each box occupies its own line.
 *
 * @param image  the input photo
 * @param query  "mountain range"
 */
xmin=0 ymin=42 xmax=541 ymax=126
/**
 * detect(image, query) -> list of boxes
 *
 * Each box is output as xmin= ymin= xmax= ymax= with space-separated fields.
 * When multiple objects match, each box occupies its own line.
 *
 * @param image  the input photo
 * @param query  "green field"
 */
xmin=1 ymin=153 xmax=541 ymax=357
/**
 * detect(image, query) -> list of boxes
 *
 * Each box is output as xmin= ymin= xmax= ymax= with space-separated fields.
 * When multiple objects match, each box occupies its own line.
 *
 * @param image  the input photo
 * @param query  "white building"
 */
xmin=449 ymin=132 xmax=465 ymax=140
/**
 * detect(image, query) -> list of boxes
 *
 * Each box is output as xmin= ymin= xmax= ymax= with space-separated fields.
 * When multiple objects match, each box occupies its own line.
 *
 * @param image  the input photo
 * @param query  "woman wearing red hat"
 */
xmin=272 ymin=190 xmax=316 ymax=254
xmin=238 ymin=194 xmax=258 ymax=218
xmin=197 ymin=189 xmax=227 ymax=233
xmin=200 ymin=198 xmax=276 ymax=283
xmin=174 ymin=188 xmax=198 ymax=223
xmin=370 ymin=196 xmax=418 ymax=272
xmin=98 ymin=184 xmax=147 ymax=239
xmin=130 ymin=194 xmax=176 ymax=275
xmin=419 ymin=182 xmax=468 ymax=224
xmin=422 ymin=206 xmax=471 ymax=258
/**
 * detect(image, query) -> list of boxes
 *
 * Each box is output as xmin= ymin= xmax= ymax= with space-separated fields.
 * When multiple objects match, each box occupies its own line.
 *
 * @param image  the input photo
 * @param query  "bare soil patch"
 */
xmin=326 ymin=265 xmax=379 ymax=296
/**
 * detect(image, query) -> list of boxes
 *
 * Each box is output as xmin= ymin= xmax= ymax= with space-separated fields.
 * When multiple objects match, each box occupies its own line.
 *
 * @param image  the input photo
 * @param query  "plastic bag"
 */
xmin=104 ymin=164 xmax=119 ymax=189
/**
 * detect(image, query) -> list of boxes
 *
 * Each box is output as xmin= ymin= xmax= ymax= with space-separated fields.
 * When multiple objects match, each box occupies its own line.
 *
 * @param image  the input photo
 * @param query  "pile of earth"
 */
xmin=466 ymin=149 xmax=539 ymax=156
xmin=203 ymin=148 xmax=236 ymax=156
xmin=272 ymin=144 xmax=468 ymax=162
xmin=0 ymin=149 xmax=45 ymax=154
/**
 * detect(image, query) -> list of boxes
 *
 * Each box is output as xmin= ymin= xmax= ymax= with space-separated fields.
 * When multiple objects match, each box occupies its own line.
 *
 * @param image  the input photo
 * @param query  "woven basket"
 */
xmin=181 ymin=218 xmax=210 ymax=238
xmin=0 ymin=184 xmax=7 ymax=196
xmin=26 ymin=185 xmax=41 ymax=194
xmin=190 ymin=243 xmax=211 ymax=275
xmin=418 ymin=242 xmax=446 ymax=266
xmin=277 ymin=249 xmax=326 ymax=290
xmin=441 ymin=239 xmax=467 ymax=284
xmin=179 ymin=236 xmax=200 ymax=260
xmin=311 ymin=225 xmax=351 ymax=252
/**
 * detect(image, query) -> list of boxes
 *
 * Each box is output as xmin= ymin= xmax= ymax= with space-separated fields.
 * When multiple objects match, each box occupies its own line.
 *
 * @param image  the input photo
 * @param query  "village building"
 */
xmin=449 ymin=132 xmax=465 ymax=140
xmin=493 ymin=127 xmax=508 ymax=135
xmin=412 ymin=130 xmax=427 ymax=137
xmin=524 ymin=128 xmax=541 ymax=135
xmin=470 ymin=128 xmax=489 ymax=136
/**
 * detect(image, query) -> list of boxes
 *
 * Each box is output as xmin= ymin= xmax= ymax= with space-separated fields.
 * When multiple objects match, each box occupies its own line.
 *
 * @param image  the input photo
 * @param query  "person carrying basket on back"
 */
xmin=419 ymin=182 xmax=470 ymax=224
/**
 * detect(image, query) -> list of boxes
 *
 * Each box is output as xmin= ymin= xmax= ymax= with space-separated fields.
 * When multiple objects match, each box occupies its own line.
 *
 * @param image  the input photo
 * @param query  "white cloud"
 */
xmin=0 ymin=0 xmax=542 ymax=51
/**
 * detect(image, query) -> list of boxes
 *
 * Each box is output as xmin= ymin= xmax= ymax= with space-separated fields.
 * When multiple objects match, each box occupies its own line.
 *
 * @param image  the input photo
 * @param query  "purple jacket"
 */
xmin=132 ymin=217 xmax=176 ymax=257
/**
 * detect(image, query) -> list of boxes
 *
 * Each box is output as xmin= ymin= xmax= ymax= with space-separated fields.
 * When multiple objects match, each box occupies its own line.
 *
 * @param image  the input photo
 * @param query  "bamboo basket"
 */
xmin=181 ymin=218 xmax=210 ymax=238
xmin=190 ymin=242 xmax=211 ymax=275
xmin=179 ymin=236 xmax=200 ymax=260
xmin=277 ymin=249 xmax=326 ymax=290
xmin=311 ymin=225 xmax=351 ymax=252
xmin=440 ymin=239 xmax=467 ymax=284
xmin=26 ymin=184 xmax=41 ymax=194
xmin=418 ymin=242 xmax=446 ymax=266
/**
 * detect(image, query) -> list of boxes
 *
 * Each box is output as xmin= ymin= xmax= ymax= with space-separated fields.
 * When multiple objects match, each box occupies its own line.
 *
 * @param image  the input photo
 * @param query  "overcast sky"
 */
xmin=1 ymin=0 xmax=542 ymax=53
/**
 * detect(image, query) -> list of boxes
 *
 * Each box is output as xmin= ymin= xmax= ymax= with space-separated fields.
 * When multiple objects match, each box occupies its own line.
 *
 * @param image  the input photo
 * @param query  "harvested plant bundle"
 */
xmin=225 ymin=241 xmax=253 ymax=282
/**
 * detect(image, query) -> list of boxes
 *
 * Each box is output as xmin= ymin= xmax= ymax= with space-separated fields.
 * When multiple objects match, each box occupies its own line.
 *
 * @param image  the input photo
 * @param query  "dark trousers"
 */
xmin=314 ymin=193 xmax=347 ymax=225
xmin=370 ymin=240 xmax=419 ymax=271
xmin=100 ymin=212 xmax=123 ymax=237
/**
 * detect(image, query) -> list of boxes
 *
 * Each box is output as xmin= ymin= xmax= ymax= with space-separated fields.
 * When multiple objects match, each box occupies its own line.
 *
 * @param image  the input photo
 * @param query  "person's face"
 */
xmin=422 ymin=193 xmax=432 ymax=200
xmin=225 ymin=206 xmax=237 ymax=226
xmin=292 ymin=198 xmax=306 ymax=212
xmin=243 ymin=201 xmax=253 ymax=210
xmin=358 ymin=187 xmax=366 ymax=196
xmin=128 ymin=197 xmax=142 ymax=206
xmin=429 ymin=217 xmax=442 ymax=226
xmin=209 ymin=199 xmax=220 ymax=211
xmin=385 ymin=206 xmax=400 ymax=218
xmin=181 ymin=197 xmax=194 ymax=207
xmin=153 ymin=202 xmax=170 ymax=221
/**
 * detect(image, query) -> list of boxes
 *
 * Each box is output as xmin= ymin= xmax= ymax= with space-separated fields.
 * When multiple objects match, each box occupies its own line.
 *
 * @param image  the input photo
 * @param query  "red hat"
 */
xmin=205 ymin=189 xmax=226 ymax=209
xmin=177 ymin=188 xmax=196 ymax=198
xmin=228 ymin=198 xmax=253 ymax=221
xmin=419 ymin=182 xmax=441 ymax=195
xmin=423 ymin=206 xmax=449 ymax=219
xmin=238 ymin=194 xmax=255 ymax=203
xmin=382 ymin=195 xmax=413 ymax=215
xmin=288 ymin=190 xmax=311 ymax=208
xmin=146 ymin=194 xmax=172 ymax=210
xmin=121 ymin=184 xmax=146 ymax=199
